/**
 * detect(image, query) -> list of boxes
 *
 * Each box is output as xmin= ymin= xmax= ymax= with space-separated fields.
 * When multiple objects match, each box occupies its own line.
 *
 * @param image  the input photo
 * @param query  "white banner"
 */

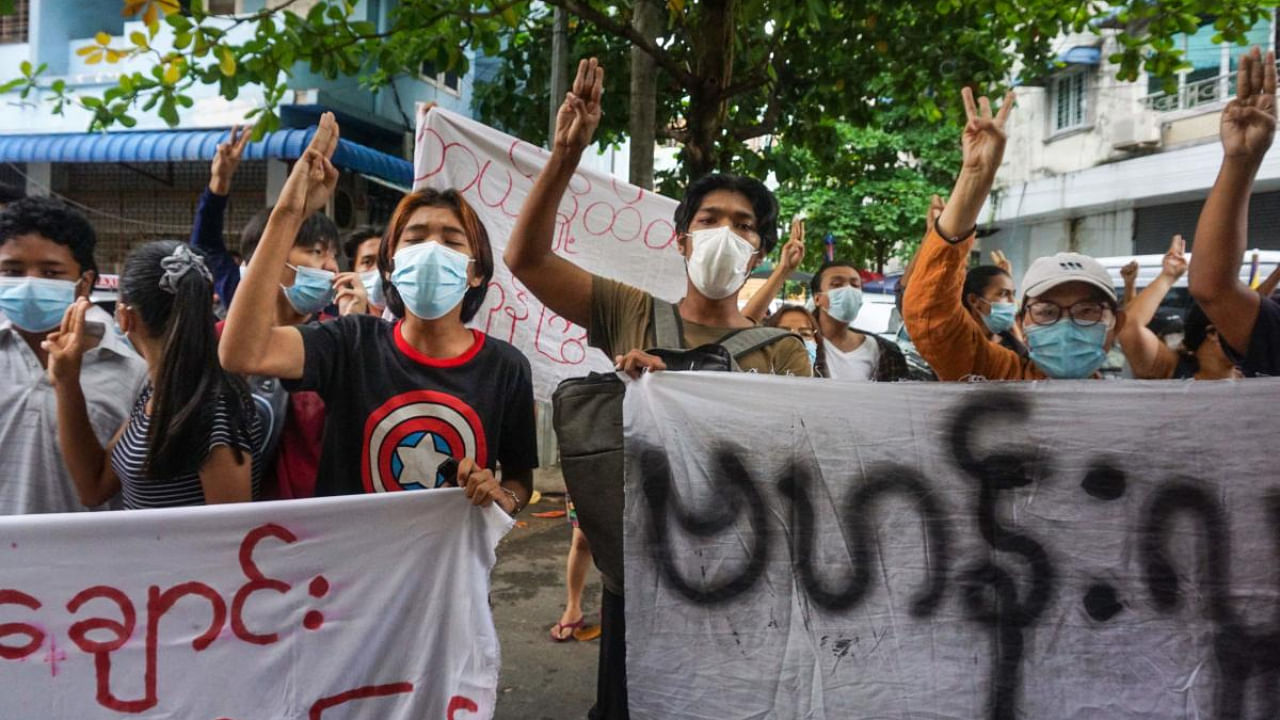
xmin=623 ymin=373 xmax=1280 ymax=719
xmin=0 ymin=490 xmax=511 ymax=719
xmin=414 ymin=108 xmax=685 ymax=401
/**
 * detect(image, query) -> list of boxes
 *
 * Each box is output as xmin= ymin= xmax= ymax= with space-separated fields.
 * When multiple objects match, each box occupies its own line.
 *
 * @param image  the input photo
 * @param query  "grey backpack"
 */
xmin=551 ymin=299 xmax=795 ymax=593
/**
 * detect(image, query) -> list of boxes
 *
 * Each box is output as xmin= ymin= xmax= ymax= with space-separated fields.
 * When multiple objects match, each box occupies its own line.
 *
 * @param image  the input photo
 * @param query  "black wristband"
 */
xmin=933 ymin=217 xmax=977 ymax=245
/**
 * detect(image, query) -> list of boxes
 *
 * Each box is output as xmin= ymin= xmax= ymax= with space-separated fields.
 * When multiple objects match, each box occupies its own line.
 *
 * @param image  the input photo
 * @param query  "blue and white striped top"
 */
xmin=109 ymin=384 xmax=262 ymax=509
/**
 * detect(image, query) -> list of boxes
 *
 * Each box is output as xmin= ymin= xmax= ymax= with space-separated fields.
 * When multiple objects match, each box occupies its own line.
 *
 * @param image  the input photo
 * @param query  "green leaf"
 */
xmin=158 ymin=97 xmax=179 ymax=125
xmin=0 ymin=78 xmax=23 ymax=93
xmin=18 ymin=59 xmax=29 ymax=76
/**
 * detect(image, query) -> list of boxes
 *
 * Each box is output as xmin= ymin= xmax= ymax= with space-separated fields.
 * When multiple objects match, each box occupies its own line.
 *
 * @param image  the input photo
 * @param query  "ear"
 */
xmin=74 ymin=270 xmax=96 ymax=299
xmin=676 ymin=232 xmax=692 ymax=258
xmin=815 ymin=291 xmax=829 ymax=310
xmin=466 ymin=262 xmax=483 ymax=289
xmin=115 ymin=303 xmax=136 ymax=335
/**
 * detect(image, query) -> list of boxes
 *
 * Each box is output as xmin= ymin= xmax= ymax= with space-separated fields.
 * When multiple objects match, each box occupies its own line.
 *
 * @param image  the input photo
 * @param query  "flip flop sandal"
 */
xmin=550 ymin=617 xmax=586 ymax=642
xmin=572 ymin=624 xmax=602 ymax=642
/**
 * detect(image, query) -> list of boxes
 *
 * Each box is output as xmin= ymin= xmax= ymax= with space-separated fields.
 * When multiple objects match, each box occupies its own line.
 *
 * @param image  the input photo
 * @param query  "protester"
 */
xmin=1189 ymin=47 xmax=1280 ymax=376
xmin=46 ymin=241 xmax=260 ymax=509
xmin=1121 ymin=235 xmax=1238 ymax=379
xmin=764 ymin=304 xmax=819 ymax=367
xmin=335 ymin=224 xmax=386 ymax=316
xmin=960 ymin=264 xmax=1028 ymax=357
xmin=810 ymin=261 xmax=909 ymax=381
xmin=190 ymin=125 xmax=252 ymax=313
xmin=742 ymin=216 xmax=805 ymax=323
xmin=0 ymin=197 xmax=147 ymax=514
xmin=504 ymin=57 xmax=808 ymax=720
xmin=903 ymin=86 xmax=1128 ymax=381
xmin=220 ymin=113 xmax=537 ymax=510
xmin=550 ymin=515 xmax=601 ymax=643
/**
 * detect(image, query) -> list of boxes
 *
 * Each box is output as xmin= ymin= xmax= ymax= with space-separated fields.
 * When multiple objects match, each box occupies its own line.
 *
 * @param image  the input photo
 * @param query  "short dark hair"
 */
xmin=674 ymin=174 xmax=779 ymax=255
xmin=343 ymin=225 xmax=384 ymax=263
xmin=809 ymin=260 xmax=860 ymax=297
xmin=378 ymin=189 xmax=493 ymax=323
xmin=0 ymin=181 xmax=25 ymax=204
xmin=239 ymin=206 xmax=339 ymax=261
xmin=961 ymin=265 xmax=1012 ymax=313
xmin=0 ymin=196 xmax=97 ymax=275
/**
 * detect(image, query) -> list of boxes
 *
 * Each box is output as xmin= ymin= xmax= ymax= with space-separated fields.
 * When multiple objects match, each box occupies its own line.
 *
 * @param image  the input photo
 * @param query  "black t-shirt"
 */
xmin=1227 ymin=295 xmax=1280 ymax=377
xmin=284 ymin=314 xmax=538 ymax=496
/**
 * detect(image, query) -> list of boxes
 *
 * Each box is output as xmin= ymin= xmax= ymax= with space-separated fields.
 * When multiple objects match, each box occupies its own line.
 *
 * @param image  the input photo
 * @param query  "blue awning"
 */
xmin=0 ymin=126 xmax=412 ymax=188
xmin=1058 ymin=45 xmax=1102 ymax=66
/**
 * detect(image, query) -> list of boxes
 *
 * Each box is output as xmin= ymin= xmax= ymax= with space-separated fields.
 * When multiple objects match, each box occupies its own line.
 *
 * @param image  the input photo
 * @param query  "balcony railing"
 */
xmin=1142 ymin=62 xmax=1280 ymax=113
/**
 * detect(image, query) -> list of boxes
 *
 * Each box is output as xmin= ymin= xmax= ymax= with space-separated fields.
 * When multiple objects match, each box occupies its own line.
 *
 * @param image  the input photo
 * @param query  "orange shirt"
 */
xmin=903 ymin=227 xmax=1047 ymax=381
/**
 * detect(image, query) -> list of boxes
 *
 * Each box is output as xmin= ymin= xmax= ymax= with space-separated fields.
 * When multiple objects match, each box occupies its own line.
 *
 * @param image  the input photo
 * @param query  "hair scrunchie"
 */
xmin=158 ymin=245 xmax=213 ymax=294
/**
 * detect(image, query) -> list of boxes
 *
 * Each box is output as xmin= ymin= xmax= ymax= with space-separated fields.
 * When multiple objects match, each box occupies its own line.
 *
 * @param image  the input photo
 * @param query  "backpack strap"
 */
xmin=651 ymin=298 xmax=684 ymax=349
xmin=717 ymin=326 xmax=797 ymax=371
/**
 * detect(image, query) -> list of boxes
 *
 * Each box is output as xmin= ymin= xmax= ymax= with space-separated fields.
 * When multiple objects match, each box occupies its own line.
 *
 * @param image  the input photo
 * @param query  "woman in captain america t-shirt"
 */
xmin=219 ymin=113 xmax=536 ymax=514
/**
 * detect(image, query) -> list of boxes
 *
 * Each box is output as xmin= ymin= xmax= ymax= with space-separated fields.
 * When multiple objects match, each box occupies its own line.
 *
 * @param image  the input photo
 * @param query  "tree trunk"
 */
xmin=682 ymin=0 xmax=735 ymax=180
xmin=628 ymin=0 xmax=663 ymax=189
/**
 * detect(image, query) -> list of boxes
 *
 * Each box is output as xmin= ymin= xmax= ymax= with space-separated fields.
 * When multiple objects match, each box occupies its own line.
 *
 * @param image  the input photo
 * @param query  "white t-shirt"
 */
xmin=825 ymin=334 xmax=879 ymax=381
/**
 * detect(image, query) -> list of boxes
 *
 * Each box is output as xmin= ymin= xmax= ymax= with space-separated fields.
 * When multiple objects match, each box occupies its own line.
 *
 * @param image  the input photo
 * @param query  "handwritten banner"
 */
xmin=0 ymin=490 xmax=511 ymax=719
xmin=623 ymin=373 xmax=1280 ymax=719
xmin=414 ymin=107 xmax=686 ymax=401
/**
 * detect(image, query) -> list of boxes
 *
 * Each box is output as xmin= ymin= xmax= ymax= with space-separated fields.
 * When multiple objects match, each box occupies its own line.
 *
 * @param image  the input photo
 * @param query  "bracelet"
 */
xmin=933 ymin=217 xmax=977 ymax=245
xmin=498 ymin=486 xmax=521 ymax=515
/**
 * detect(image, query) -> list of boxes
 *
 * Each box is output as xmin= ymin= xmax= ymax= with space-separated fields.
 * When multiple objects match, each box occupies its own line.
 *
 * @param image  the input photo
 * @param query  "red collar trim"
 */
xmin=393 ymin=321 xmax=485 ymax=368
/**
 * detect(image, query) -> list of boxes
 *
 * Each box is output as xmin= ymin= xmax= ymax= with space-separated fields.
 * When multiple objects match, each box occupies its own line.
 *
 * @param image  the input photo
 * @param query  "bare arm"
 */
xmin=1257 ymin=256 xmax=1280 ymax=296
xmin=220 ymin=113 xmax=340 ymax=378
xmin=1119 ymin=236 xmax=1186 ymax=378
xmin=504 ymin=59 xmax=603 ymax=329
xmin=45 ymin=299 xmax=122 ymax=506
xmin=742 ymin=217 xmax=804 ymax=323
xmin=1189 ymin=48 xmax=1275 ymax=353
xmin=199 ymin=445 xmax=253 ymax=504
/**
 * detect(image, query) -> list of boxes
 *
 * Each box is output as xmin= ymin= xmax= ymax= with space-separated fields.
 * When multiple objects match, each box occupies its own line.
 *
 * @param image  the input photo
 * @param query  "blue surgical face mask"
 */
xmin=824 ymin=286 xmax=863 ymax=325
xmin=390 ymin=242 xmax=473 ymax=320
xmin=0 ymin=277 xmax=77 ymax=333
xmin=282 ymin=264 xmax=335 ymax=316
xmin=1025 ymin=320 xmax=1109 ymax=378
xmin=803 ymin=338 xmax=818 ymax=365
xmin=985 ymin=301 xmax=1017 ymax=334
xmin=359 ymin=268 xmax=386 ymax=308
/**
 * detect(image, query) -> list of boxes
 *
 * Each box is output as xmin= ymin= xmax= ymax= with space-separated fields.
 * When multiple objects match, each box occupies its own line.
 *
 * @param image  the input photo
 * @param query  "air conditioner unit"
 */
xmin=1111 ymin=114 xmax=1160 ymax=150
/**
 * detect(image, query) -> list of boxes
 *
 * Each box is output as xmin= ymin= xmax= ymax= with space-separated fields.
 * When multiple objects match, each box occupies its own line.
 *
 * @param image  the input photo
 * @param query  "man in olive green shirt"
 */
xmin=504 ymin=58 xmax=809 ymax=720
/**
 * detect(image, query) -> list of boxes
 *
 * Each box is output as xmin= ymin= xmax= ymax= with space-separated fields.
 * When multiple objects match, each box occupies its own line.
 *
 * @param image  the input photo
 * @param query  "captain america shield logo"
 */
xmin=361 ymin=390 xmax=490 ymax=493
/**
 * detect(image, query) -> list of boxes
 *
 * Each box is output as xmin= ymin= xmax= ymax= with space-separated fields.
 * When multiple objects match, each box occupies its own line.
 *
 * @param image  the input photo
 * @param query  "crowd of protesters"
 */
xmin=1 ymin=49 xmax=1279 ymax=719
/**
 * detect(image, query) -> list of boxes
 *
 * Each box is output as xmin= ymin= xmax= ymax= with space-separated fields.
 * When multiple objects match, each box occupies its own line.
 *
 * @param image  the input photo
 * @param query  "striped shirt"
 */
xmin=110 ymin=384 xmax=262 ymax=509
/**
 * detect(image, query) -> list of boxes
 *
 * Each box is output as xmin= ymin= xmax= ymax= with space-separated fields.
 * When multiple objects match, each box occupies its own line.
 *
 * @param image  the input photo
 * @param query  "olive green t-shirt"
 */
xmin=589 ymin=276 xmax=812 ymax=377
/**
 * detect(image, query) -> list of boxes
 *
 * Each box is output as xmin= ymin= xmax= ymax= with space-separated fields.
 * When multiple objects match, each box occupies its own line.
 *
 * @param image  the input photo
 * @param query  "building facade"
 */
xmin=0 ymin=0 xmax=481 ymax=271
xmin=981 ymin=15 xmax=1280 ymax=272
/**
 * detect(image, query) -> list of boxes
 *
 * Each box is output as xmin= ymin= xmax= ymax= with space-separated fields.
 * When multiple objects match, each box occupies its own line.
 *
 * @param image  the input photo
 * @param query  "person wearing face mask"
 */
xmin=220 ymin=113 xmax=537 ymax=510
xmin=809 ymin=260 xmax=909 ymax=381
xmin=335 ymin=224 xmax=387 ymax=316
xmin=961 ymin=265 xmax=1028 ymax=358
xmin=0 ymin=197 xmax=146 ymax=514
xmin=504 ymin=58 xmax=809 ymax=720
xmin=221 ymin=201 xmax=339 ymax=501
xmin=904 ymin=84 xmax=1129 ymax=381
xmin=1118 ymin=235 xmax=1240 ymax=380
xmin=764 ymin=304 xmax=821 ymax=366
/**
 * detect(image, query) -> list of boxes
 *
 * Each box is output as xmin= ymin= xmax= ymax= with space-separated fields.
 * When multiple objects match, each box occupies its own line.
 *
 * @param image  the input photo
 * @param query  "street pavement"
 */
xmin=492 ymin=469 xmax=603 ymax=720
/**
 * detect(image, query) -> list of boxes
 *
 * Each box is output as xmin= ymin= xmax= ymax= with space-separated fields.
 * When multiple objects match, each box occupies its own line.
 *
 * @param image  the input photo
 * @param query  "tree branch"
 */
xmin=542 ymin=0 xmax=697 ymax=89
xmin=731 ymin=74 xmax=788 ymax=141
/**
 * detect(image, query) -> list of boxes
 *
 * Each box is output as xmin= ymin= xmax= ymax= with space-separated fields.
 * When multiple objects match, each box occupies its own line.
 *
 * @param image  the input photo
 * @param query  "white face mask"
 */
xmin=685 ymin=226 xmax=756 ymax=300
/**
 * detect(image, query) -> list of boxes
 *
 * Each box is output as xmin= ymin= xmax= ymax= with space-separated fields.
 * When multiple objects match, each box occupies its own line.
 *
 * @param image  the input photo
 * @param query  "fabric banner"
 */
xmin=623 ymin=373 xmax=1280 ymax=719
xmin=413 ymin=107 xmax=685 ymax=401
xmin=0 ymin=490 xmax=511 ymax=719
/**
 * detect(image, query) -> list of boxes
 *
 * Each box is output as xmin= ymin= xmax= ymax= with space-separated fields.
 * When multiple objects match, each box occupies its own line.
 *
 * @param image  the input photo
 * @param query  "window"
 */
xmin=0 ymin=0 xmax=29 ymax=45
xmin=205 ymin=0 xmax=239 ymax=14
xmin=1052 ymin=69 xmax=1088 ymax=133
xmin=420 ymin=61 xmax=461 ymax=94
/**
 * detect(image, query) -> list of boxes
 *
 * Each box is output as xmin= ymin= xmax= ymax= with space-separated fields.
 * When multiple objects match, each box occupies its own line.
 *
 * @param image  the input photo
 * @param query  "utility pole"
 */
xmin=548 ymin=7 xmax=569 ymax=147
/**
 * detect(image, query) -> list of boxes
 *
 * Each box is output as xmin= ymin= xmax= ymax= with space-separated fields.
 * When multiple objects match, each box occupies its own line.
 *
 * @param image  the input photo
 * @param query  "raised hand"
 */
xmin=333 ymin=271 xmax=370 ymax=316
xmin=1222 ymin=47 xmax=1277 ymax=162
xmin=278 ymin=112 xmax=340 ymax=218
xmin=210 ymin=124 xmax=252 ymax=195
xmin=926 ymin=194 xmax=946 ymax=231
xmin=1161 ymin=234 xmax=1188 ymax=279
xmin=780 ymin=217 xmax=805 ymax=272
xmin=990 ymin=249 xmax=1012 ymax=274
xmin=1120 ymin=260 xmax=1139 ymax=284
xmin=553 ymin=58 xmax=604 ymax=155
xmin=42 ymin=298 xmax=91 ymax=386
xmin=959 ymin=87 xmax=1015 ymax=178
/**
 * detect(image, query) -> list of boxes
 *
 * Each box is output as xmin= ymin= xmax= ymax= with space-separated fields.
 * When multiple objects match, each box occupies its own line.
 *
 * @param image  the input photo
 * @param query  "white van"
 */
xmin=1095 ymin=250 xmax=1280 ymax=299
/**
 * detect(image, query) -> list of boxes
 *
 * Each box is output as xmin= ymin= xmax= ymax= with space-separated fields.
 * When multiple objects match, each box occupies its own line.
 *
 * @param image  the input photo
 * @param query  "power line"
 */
xmin=5 ymin=162 xmax=195 ymax=233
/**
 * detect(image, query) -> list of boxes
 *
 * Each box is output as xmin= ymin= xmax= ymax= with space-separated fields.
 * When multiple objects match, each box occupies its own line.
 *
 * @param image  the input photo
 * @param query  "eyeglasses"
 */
xmin=790 ymin=327 xmax=817 ymax=339
xmin=1025 ymin=300 xmax=1114 ymax=327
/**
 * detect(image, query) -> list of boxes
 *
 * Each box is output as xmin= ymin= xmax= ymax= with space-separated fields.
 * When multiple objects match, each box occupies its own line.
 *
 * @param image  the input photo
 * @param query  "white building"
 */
xmin=981 ymin=15 xmax=1280 ymax=272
